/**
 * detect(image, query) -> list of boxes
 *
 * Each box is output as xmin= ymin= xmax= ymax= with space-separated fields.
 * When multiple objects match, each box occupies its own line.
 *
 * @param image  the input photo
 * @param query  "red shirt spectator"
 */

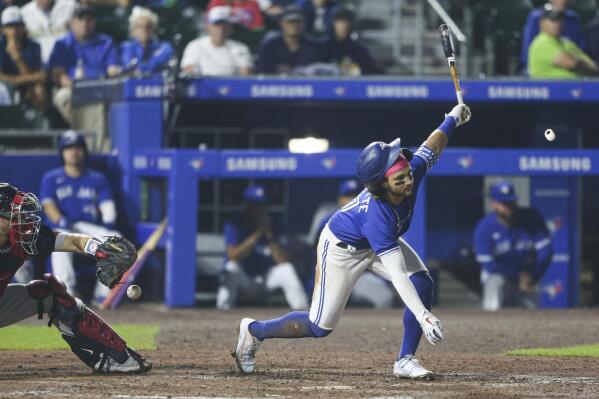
xmin=207 ymin=0 xmax=264 ymax=30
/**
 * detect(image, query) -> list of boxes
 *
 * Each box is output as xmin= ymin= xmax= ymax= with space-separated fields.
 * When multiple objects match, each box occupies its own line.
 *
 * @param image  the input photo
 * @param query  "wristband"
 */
xmin=83 ymin=238 xmax=101 ymax=256
xmin=437 ymin=115 xmax=457 ymax=138
xmin=413 ymin=144 xmax=438 ymax=170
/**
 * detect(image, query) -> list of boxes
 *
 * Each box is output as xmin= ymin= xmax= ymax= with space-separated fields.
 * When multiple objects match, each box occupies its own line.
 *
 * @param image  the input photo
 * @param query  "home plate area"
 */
xmin=1 ymin=306 xmax=598 ymax=398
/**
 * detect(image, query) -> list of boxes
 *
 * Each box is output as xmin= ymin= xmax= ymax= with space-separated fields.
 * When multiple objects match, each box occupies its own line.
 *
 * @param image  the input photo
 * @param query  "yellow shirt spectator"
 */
xmin=528 ymin=32 xmax=595 ymax=78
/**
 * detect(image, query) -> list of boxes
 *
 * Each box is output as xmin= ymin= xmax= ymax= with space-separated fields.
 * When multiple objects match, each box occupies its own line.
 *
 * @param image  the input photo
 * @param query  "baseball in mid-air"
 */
xmin=545 ymin=128 xmax=556 ymax=141
xmin=127 ymin=284 xmax=142 ymax=300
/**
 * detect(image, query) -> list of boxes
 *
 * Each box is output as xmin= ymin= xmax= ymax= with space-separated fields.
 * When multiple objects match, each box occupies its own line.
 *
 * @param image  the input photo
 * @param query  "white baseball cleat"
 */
xmin=93 ymin=347 xmax=152 ymax=374
xmin=234 ymin=318 xmax=261 ymax=374
xmin=393 ymin=355 xmax=434 ymax=380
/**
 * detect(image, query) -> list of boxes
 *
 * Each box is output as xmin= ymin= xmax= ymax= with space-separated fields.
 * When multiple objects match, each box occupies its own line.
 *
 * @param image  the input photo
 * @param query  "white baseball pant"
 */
xmin=0 ymin=284 xmax=53 ymax=328
xmin=51 ymin=221 xmax=120 ymax=300
xmin=310 ymin=224 xmax=427 ymax=330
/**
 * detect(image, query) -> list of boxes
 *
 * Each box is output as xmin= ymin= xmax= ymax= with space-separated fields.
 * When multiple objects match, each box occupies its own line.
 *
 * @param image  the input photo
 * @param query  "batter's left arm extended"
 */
xmin=424 ymin=104 xmax=471 ymax=157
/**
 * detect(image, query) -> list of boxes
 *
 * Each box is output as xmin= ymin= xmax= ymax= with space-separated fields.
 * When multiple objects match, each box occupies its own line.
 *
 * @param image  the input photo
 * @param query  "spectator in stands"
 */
xmin=120 ymin=6 xmax=173 ymax=76
xmin=21 ymin=0 xmax=76 ymax=63
xmin=312 ymin=179 xmax=394 ymax=308
xmin=321 ymin=6 xmax=378 ymax=76
xmin=0 ymin=6 xmax=46 ymax=111
xmin=40 ymin=130 xmax=120 ymax=303
xmin=255 ymin=5 xmax=323 ymax=74
xmin=48 ymin=4 xmax=120 ymax=150
xmin=473 ymin=181 xmax=553 ymax=311
xmin=216 ymin=185 xmax=308 ymax=311
xmin=181 ymin=6 xmax=252 ymax=76
xmin=521 ymin=0 xmax=586 ymax=72
xmin=528 ymin=5 xmax=598 ymax=78
xmin=297 ymin=0 xmax=338 ymax=39
xmin=207 ymin=0 xmax=264 ymax=31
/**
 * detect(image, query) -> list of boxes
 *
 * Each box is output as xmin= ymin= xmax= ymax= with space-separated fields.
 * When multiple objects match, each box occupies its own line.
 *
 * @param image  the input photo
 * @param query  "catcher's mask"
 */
xmin=9 ymin=191 xmax=42 ymax=255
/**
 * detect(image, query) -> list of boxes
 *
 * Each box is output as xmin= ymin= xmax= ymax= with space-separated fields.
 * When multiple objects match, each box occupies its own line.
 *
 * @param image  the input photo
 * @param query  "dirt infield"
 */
xmin=2 ymin=306 xmax=599 ymax=398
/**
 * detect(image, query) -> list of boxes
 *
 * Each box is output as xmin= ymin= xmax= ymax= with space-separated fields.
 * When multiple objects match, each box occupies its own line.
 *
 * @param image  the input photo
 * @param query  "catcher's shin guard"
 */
xmin=26 ymin=273 xmax=152 ymax=373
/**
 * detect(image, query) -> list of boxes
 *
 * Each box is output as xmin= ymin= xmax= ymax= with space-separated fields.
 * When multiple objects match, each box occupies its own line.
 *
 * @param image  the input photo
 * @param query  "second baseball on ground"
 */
xmin=127 ymin=284 xmax=142 ymax=300
xmin=545 ymin=129 xmax=556 ymax=141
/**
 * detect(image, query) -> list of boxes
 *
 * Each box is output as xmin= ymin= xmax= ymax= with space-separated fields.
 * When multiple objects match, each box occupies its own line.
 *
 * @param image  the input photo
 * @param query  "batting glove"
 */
xmin=447 ymin=104 xmax=472 ymax=126
xmin=418 ymin=309 xmax=445 ymax=345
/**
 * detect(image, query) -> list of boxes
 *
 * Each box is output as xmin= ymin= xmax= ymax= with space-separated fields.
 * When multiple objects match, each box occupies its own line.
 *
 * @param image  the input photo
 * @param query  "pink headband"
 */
xmin=384 ymin=155 xmax=410 ymax=177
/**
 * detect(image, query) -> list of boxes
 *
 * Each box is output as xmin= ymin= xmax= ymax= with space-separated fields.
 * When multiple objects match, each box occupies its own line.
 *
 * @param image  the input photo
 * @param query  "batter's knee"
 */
xmin=308 ymin=319 xmax=332 ymax=338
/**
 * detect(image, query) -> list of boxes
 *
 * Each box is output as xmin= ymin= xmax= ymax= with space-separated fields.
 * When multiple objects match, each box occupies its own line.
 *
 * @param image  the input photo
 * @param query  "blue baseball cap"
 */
xmin=490 ymin=181 xmax=517 ymax=203
xmin=338 ymin=179 xmax=361 ymax=197
xmin=244 ymin=185 xmax=267 ymax=203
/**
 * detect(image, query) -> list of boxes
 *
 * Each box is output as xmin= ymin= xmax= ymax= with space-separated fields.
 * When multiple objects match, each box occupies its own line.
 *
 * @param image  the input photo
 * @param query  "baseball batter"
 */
xmin=234 ymin=103 xmax=472 ymax=379
xmin=0 ymin=182 xmax=151 ymax=373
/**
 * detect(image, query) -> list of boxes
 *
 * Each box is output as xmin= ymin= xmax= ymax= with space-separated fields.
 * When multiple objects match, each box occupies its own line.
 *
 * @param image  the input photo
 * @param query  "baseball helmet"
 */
xmin=356 ymin=138 xmax=412 ymax=187
xmin=0 ymin=183 xmax=42 ymax=255
xmin=58 ymin=130 xmax=88 ymax=160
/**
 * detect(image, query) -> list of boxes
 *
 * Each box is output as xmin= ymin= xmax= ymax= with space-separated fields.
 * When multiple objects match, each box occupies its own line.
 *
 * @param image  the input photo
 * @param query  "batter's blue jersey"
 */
xmin=328 ymin=144 xmax=434 ymax=257
xmin=473 ymin=208 xmax=552 ymax=281
xmin=39 ymin=168 xmax=114 ymax=227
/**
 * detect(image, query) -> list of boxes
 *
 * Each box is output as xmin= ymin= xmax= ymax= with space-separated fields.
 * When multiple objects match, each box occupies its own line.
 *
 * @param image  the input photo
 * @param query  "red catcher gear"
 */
xmin=27 ymin=274 xmax=127 ymax=367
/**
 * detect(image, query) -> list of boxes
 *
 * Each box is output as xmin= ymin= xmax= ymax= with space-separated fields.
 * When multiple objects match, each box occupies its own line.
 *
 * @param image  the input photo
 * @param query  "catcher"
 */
xmin=0 ymin=182 xmax=151 ymax=373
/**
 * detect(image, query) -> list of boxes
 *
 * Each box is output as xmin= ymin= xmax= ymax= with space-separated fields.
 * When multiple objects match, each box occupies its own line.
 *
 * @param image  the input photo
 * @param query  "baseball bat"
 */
xmin=100 ymin=218 xmax=168 ymax=309
xmin=439 ymin=24 xmax=464 ymax=104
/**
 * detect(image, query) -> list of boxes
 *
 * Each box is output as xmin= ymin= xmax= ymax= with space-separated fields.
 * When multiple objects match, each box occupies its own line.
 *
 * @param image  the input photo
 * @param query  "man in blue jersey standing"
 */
xmin=233 ymin=103 xmax=472 ymax=379
xmin=473 ymin=181 xmax=553 ymax=311
xmin=40 ymin=131 xmax=120 ymax=302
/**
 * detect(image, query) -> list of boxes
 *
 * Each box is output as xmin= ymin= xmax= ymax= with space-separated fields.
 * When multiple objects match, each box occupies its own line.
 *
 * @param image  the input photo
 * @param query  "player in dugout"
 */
xmin=0 ymin=182 xmax=151 ymax=373
xmin=40 ymin=130 xmax=120 ymax=303
xmin=473 ymin=180 xmax=553 ymax=311
xmin=234 ymin=103 xmax=471 ymax=380
xmin=216 ymin=184 xmax=308 ymax=311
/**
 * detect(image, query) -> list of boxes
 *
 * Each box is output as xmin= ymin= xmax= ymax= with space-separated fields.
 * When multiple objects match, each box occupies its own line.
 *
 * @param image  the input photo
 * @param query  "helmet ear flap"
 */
xmin=401 ymin=148 xmax=414 ymax=161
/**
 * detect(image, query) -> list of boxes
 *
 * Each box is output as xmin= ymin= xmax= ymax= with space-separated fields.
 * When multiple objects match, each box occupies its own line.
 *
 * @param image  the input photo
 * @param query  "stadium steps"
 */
xmin=437 ymin=269 xmax=480 ymax=308
xmin=355 ymin=0 xmax=451 ymax=76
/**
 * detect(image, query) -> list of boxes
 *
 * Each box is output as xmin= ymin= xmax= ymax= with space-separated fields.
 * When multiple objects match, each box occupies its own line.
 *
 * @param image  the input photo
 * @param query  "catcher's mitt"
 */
xmin=95 ymin=236 xmax=137 ymax=288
